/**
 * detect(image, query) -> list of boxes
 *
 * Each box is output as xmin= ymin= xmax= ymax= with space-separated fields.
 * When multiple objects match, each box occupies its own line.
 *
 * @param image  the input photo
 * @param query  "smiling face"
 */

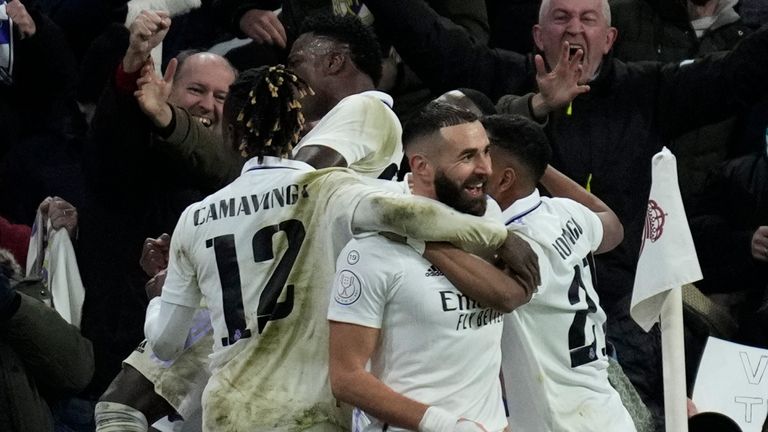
xmin=169 ymin=53 xmax=236 ymax=134
xmin=533 ymin=0 xmax=617 ymax=83
xmin=428 ymin=121 xmax=492 ymax=216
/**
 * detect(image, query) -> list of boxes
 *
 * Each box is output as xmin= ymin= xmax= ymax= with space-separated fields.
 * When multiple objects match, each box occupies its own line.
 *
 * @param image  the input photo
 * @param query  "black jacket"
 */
xmin=364 ymin=0 xmax=768 ymax=316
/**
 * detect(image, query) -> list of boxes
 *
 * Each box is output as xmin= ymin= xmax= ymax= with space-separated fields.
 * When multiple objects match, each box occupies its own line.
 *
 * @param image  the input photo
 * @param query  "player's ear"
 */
xmin=499 ymin=167 xmax=517 ymax=193
xmin=409 ymin=153 xmax=432 ymax=179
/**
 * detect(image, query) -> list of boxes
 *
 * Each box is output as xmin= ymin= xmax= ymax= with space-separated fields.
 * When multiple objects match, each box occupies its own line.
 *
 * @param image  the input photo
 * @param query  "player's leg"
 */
xmin=95 ymin=364 xmax=173 ymax=431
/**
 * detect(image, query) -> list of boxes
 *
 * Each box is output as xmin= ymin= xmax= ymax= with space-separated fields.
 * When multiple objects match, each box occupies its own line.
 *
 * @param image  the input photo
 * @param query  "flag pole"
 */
xmin=660 ymin=286 xmax=688 ymax=432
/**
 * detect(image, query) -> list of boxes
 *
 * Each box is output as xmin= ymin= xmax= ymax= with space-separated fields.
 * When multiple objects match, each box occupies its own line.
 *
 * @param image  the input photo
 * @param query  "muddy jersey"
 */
xmin=162 ymin=157 xmax=384 ymax=431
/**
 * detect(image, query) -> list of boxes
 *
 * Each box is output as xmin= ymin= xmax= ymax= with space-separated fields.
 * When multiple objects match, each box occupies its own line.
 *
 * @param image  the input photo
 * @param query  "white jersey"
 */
xmin=293 ymin=91 xmax=403 ymax=180
xmin=499 ymin=190 xmax=635 ymax=431
xmin=162 ymin=157 xmax=386 ymax=431
xmin=328 ymin=235 xmax=507 ymax=432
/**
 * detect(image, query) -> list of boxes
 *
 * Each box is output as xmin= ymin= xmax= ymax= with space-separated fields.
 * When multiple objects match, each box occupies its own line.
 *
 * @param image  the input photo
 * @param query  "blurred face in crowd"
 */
xmin=169 ymin=53 xmax=236 ymax=134
xmin=287 ymin=33 xmax=339 ymax=122
xmin=416 ymin=121 xmax=492 ymax=216
xmin=533 ymin=0 xmax=617 ymax=83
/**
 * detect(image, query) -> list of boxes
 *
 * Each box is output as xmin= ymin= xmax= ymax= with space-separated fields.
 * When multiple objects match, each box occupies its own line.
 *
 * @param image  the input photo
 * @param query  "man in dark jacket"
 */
xmin=361 ymin=0 xmax=768 ymax=429
xmin=78 ymin=9 xmax=238 ymax=401
xmin=0 ymin=270 xmax=94 ymax=432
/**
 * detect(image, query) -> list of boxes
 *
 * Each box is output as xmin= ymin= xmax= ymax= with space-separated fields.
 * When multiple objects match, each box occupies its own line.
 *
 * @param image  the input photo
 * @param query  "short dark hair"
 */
xmin=403 ymin=102 xmax=478 ymax=152
xmin=481 ymin=114 xmax=551 ymax=181
xmin=300 ymin=14 xmax=383 ymax=85
xmin=224 ymin=65 xmax=311 ymax=160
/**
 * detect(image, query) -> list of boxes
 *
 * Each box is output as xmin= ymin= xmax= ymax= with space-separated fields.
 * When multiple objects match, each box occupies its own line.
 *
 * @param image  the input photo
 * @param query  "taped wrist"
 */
xmin=95 ymin=401 xmax=148 ymax=432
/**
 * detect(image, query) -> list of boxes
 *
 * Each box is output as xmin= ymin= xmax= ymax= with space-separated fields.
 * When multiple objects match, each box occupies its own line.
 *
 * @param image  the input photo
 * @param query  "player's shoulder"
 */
xmin=542 ymin=196 xmax=597 ymax=222
xmin=342 ymin=233 xmax=412 ymax=264
xmin=338 ymin=91 xmax=392 ymax=112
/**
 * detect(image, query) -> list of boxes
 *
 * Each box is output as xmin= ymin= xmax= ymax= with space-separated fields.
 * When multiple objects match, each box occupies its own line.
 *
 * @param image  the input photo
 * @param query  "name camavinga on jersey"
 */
xmin=193 ymin=183 xmax=310 ymax=226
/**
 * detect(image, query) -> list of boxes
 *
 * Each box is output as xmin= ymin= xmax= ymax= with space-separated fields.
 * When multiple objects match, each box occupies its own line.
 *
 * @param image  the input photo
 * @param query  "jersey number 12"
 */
xmin=206 ymin=219 xmax=306 ymax=346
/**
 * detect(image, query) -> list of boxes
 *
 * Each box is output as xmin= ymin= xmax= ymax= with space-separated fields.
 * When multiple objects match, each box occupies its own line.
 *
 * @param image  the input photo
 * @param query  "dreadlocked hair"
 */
xmin=225 ymin=64 xmax=313 ymax=160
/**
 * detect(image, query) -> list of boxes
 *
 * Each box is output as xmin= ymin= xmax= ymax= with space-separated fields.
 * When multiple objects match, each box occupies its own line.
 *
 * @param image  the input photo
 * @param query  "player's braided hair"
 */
xmin=225 ymin=64 xmax=313 ymax=159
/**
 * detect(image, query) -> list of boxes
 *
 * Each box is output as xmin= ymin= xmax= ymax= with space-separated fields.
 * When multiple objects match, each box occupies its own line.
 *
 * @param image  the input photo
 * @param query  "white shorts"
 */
xmin=123 ymin=309 xmax=213 ymax=419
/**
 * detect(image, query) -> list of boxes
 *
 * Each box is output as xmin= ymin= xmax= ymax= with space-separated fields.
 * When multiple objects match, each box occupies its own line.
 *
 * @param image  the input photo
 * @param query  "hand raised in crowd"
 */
xmin=145 ymin=268 xmax=167 ymax=299
xmin=135 ymin=58 xmax=177 ymax=128
xmin=530 ymin=41 xmax=591 ymax=119
xmin=5 ymin=0 xmax=36 ymax=39
xmin=140 ymin=233 xmax=170 ymax=277
xmin=751 ymin=226 xmax=768 ymax=263
xmin=123 ymin=10 xmax=172 ymax=74
xmin=496 ymin=232 xmax=541 ymax=298
xmin=38 ymin=196 xmax=78 ymax=239
xmin=239 ymin=8 xmax=287 ymax=49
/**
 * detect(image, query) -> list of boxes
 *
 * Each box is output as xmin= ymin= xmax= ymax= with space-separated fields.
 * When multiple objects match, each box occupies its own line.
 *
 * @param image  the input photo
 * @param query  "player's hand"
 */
xmin=751 ymin=226 xmax=768 ymax=263
xmin=39 ymin=196 xmax=78 ymax=239
xmin=140 ymin=233 xmax=171 ymax=277
xmin=239 ymin=9 xmax=287 ymax=48
xmin=497 ymin=232 xmax=540 ymax=297
xmin=6 ymin=0 xmax=36 ymax=39
xmin=135 ymin=58 xmax=176 ymax=127
xmin=145 ymin=268 xmax=167 ymax=299
xmin=123 ymin=10 xmax=171 ymax=73
xmin=531 ymin=41 xmax=591 ymax=118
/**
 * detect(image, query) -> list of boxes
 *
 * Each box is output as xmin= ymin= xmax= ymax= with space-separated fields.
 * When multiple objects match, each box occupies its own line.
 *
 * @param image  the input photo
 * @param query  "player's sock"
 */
xmin=95 ymin=401 xmax=148 ymax=432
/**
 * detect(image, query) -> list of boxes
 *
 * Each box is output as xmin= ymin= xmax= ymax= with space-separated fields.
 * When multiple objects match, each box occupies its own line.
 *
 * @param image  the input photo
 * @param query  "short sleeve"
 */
xmin=327 ymin=235 xmax=398 ymax=329
xmin=567 ymin=201 xmax=604 ymax=253
xmin=160 ymin=206 xmax=203 ymax=308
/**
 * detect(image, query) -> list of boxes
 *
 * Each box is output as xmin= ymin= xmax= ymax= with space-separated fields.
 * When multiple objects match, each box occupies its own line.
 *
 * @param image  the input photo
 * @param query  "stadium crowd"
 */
xmin=0 ymin=0 xmax=766 ymax=431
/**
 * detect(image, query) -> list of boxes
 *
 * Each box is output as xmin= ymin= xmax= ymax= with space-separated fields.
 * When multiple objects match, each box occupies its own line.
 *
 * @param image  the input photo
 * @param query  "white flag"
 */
xmin=630 ymin=147 xmax=703 ymax=332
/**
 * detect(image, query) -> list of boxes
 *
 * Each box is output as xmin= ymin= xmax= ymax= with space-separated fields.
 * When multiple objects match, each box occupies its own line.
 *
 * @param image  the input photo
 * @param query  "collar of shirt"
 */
xmin=241 ymin=156 xmax=315 ymax=175
xmin=501 ymin=189 xmax=543 ymax=226
xmin=358 ymin=90 xmax=394 ymax=108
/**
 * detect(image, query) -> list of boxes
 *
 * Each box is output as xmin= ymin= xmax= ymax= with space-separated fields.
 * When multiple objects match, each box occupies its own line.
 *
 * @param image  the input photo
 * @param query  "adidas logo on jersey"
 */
xmin=425 ymin=265 xmax=444 ymax=277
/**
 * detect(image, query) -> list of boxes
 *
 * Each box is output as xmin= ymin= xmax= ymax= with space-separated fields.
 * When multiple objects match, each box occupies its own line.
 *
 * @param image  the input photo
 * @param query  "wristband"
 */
xmin=419 ymin=406 xmax=459 ymax=432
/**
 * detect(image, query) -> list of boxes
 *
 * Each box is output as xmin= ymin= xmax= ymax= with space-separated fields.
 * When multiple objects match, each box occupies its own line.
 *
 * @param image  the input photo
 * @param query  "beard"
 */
xmin=689 ymin=0 xmax=712 ymax=6
xmin=434 ymin=170 xmax=487 ymax=216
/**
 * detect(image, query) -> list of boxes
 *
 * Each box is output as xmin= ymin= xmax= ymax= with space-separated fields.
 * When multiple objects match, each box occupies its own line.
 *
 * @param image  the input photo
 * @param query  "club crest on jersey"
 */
xmin=640 ymin=199 xmax=667 ymax=254
xmin=335 ymin=270 xmax=362 ymax=305
xmin=347 ymin=250 xmax=360 ymax=265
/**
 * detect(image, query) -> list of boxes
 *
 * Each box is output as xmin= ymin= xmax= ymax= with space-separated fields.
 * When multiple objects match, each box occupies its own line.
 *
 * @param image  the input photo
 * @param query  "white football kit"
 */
xmin=500 ymin=189 xmax=636 ymax=431
xmin=150 ymin=156 xmax=509 ymax=431
xmin=293 ymin=91 xmax=403 ymax=179
xmin=327 ymin=196 xmax=507 ymax=432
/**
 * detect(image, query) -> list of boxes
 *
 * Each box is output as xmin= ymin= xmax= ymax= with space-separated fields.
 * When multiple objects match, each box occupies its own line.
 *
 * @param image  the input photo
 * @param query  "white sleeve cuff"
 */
xmin=419 ymin=406 xmax=459 ymax=432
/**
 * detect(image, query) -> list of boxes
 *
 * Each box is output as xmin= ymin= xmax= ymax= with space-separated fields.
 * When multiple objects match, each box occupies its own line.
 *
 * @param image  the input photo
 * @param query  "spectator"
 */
xmin=77 ymin=9 xmax=237 ymax=403
xmin=0 ymin=0 xmax=84 ymax=226
xmin=689 ymin=148 xmax=768 ymax=347
xmin=609 ymin=0 xmax=753 ymax=209
xmin=0 ymin=268 xmax=94 ymax=432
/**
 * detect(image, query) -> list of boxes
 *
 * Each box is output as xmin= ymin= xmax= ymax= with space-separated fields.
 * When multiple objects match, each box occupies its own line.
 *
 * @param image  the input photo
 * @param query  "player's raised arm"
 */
xmin=539 ymin=165 xmax=623 ymax=254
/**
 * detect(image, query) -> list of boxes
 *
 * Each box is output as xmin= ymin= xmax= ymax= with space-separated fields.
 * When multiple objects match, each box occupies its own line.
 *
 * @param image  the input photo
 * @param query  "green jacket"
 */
xmin=0 ymin=287 xmax=94 ymax=432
